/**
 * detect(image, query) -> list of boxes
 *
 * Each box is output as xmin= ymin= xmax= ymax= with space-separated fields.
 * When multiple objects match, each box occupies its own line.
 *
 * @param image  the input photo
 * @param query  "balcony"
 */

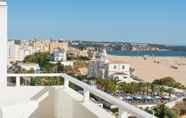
xmin=0 ymin=73 xmax=155 ymax=118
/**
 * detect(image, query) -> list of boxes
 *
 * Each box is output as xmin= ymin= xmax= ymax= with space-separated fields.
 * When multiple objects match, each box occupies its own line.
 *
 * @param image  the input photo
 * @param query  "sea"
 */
xmin=108 ymin=50 xmax=186 ymax=57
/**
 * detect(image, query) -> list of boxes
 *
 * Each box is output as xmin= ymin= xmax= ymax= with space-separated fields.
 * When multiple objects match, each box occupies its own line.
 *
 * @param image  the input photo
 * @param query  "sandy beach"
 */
xmin=108 ymin=55 xmax=186 ymax=86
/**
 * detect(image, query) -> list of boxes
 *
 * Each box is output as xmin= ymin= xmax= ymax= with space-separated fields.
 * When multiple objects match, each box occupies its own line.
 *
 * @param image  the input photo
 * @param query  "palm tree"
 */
xmin=166 ymin=88 xmax=174 ymax=97
xmin=151 ymin=84 xmax=159 ymax=96
xmin=146 ymin=82 xmax=151 ymax=95
xmin=138 ymin=82 xmax=146 ymax=95
xmin=160 ymin=86 xmax=165 ymax=96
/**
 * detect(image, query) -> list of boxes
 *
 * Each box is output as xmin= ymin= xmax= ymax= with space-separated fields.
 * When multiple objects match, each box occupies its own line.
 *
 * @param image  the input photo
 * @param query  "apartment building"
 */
xmin=32 ymin=40 xmax=69 ymax=52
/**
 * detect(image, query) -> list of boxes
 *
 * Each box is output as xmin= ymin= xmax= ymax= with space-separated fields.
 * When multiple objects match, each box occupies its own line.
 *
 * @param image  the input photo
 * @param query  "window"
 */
xmin=122 ymin=65 xmax=125 ymax=69
xmin=114 ymin=76 xmax=119 ymax=81
xmin=113 ymin=65 xmax=117 ymax=69
xmin=123 ymin=77 xmax=127 ymax=79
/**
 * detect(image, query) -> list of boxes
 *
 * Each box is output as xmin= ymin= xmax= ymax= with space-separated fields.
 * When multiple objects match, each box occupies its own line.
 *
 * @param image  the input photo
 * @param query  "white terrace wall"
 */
xmin=0 ymin=87 xmax=55 ymax=118
xmin=54 ymin=87 xmax=114 ymax=118
xmin=0 ymin=87 xmax=113 ymax=118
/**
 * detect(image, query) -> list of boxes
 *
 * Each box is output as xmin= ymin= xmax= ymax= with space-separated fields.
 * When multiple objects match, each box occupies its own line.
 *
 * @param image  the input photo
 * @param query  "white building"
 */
xmin=8 ymin=41 xmax=20 ymax=62
xmin=8 ymin=41 xmax=39 ymax=62
xmin=106 ymin=62 xmax=133 ymax=83
xmin=0 ymin=1 xmax=155 ymax=118
xmin=52 ymin=48 xmax=67 ymax=62
xmin=88 ymin=49 xmax=133 ymax=83
xmin=17 ymin=63 xmax=40 ymax=72
xmin=50 ymin=48 xmax=74 ymax=67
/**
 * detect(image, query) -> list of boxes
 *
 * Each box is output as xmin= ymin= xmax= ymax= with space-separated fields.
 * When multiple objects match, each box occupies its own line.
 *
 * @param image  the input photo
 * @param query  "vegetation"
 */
xmin=152 ymin=77 xmax=186 ymax=89
xmin=31 ymin=77 xmax=64 ymax=86
xmin=146 ymin=104 xmax=177 ymax=118
xmin=96 ymin=79 xmax=171 ymax=96
xmin=96 ymin=79 xmax=118 ymax=94
xmin=172 ymin=98 xmax=186 ymax=117
xmin=119 ymin=82 xmax=140 ymax=94
xmin=74 ymin=75 xmax=87 ymax=81
xmin=24 ymin=52 xmax=67 ymax=73
xmin=24 ymin=52 xmax=88 ymax=76
xmin=24 ymin=52 xmax=51 ymax=68
xmin=67 ymin=54 xmax=90 ymax=61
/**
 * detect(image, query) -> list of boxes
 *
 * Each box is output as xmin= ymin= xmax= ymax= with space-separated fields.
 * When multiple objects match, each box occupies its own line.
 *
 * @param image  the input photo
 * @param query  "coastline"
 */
xmin=107 ymin=55 xmax=186 ymax=86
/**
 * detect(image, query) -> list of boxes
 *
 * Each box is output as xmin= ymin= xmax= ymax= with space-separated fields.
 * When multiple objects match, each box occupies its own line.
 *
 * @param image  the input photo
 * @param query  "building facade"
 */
xmin=52 ymin=48 xmax=67 ymax=62
xmin=106 ymin=63 xmax=132 ymax=82
xmin=32 ymin=40 xmax=69 ymax=52
xmin=88 ymin=49 xmax=133 ymax=83
xmin=8 ymin=41 xmax=39 ymax=62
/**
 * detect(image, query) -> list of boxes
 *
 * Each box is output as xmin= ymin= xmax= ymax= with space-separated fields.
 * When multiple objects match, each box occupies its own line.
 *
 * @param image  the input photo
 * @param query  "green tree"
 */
xmin=96 ymin=79 xmax=118 ymax=95
xmin=160 ymin=86 xmax=165 ymax=96
xmin=31 ymin=77 xmax=64 ymax=86
xmin=152 ymin=77 xmax=186 ymax=89
xmin=153 ymin=104 xmax=177 ymax=118
xmin=145 ymin=82 xmax=151 ymax=95
xmin=24 ymin=52 xmax=51 ymax=68
xmin=166 ymin=88 xmax=174 ymax=97
xmin=56 ymin=61 xmax=64 ymax=73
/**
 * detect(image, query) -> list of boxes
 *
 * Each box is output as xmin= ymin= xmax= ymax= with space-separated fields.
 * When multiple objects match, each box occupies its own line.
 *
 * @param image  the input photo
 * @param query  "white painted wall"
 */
xmin=108 ymin=64 xmax=130 ymax=76
xmin=0 ymin=87 xmax=114 ymax=118
xmin=54 ymin=87 xmax=114 ymax=118
xmin=0 ymin=1 xmax=7 ymax=87
xmin=0 ymin=87 xmax=47 ymax=106
xmin=0 ymin=87 xmax=55 ymax=118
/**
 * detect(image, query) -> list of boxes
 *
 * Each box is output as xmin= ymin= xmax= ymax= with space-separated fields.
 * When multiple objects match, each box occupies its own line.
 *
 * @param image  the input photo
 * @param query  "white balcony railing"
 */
xmin=7 ymin=73 xmax=156 ymax=118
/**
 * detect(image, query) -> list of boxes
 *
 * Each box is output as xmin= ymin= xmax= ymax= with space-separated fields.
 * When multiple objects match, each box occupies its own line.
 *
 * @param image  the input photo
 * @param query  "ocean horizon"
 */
xmin=108 ymin=50 xmax=186 ymax=57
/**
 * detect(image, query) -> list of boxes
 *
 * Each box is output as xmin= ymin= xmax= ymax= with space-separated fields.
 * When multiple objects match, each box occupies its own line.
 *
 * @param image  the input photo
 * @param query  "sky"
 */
xmin=8 ymin=0 xmax=186 ymax=45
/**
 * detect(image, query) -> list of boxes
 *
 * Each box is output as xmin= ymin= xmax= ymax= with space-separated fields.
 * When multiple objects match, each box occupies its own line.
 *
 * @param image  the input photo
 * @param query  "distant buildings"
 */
xmin=8 ymin=40 xmax=69 ymax=63
xmin=8 ymin=40 xmax=38 ymax=62
xmin=88 ymin=49 xmax=134 ymax=83
xmin=32 ymin=40 xmax=68 ymax=52
xmin=50 ymin=48 xmax=73 ymax=67
xmin=52 ymin=48 xmax=67 ymax=62
xmin=68 ymin=47 xmax=91 ymax=57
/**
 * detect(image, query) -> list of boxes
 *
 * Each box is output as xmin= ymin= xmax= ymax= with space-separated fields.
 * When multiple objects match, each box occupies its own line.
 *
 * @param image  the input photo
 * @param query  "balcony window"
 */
xmin=122 ymin=65 xmax=125 ymax=69
xmin=113 ymin=65 xmax=117 ymax=69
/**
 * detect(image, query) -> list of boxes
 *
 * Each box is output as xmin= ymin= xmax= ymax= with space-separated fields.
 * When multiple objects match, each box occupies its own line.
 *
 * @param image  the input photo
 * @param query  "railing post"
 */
xmin=119 ymin=108 xmax=128 ymax=118
xmin=64 ymin=78 xmax=69 ymax=88
xmin=83 ymin=89 xmax=90 ymax=102
xmin=16 ymin=76 xmax=20 ymax=87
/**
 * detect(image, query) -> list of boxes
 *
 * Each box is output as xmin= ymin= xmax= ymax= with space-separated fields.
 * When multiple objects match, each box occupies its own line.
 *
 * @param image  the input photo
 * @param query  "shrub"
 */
xmin=152 ymin=77 xmax=186 ymax=89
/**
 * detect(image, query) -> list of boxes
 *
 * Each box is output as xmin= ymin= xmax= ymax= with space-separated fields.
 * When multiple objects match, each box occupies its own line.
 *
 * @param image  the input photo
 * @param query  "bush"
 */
xmin=183 ymin=98 xmax=186 ymax=103
xmin=153 ymin=104 xmax=178 ymax=118
xmin=31 ymin=77 xmax=64 ymax=86
xmin=152 ymin=77 xmax=186 ymax=89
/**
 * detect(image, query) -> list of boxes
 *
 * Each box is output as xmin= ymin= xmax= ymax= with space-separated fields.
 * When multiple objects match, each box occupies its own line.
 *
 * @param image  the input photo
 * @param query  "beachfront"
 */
xmin=108 ymin=55 xmax=186 ymax=86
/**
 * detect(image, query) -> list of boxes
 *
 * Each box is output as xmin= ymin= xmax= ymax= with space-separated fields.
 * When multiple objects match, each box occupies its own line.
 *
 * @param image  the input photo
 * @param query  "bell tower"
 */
xmin=0 ymin=0 xmax=7 ymax=87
